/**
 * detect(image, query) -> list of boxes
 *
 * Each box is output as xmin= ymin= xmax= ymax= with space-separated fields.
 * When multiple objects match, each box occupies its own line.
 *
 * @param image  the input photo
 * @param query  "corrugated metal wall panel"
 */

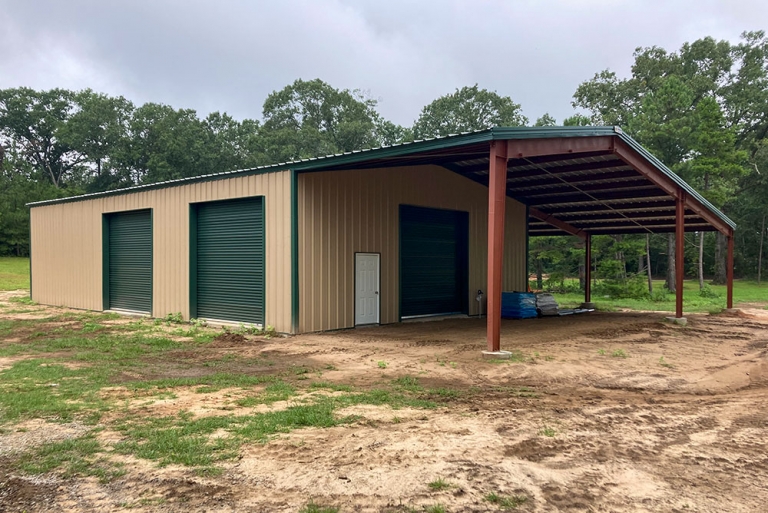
xmin=30 ymin=170 xmax=292 ymax=332
xmin=298 ymin=165 xmax=527 ymax=332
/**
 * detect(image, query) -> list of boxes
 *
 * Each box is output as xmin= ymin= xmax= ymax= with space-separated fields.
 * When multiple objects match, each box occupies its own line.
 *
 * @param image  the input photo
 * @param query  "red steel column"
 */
xmin=676 ymin=192 xmax=685 ymax=318
xmin=585 ymin=234 xmax=592 ymax=303
xmin=727 ymin=231 xmax=734 ymax=309
xmin=486 ymin=141 xmax=508 ymax=352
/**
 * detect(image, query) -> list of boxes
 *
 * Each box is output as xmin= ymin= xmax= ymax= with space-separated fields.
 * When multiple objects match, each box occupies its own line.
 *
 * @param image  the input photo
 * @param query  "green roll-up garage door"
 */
xmin=400 ymin=205 xmax=469 ymax=318
xmin=195 ymin=197 xmax=264 ymax=324
xmin=107 ymin=209 xmax=152 ymax=313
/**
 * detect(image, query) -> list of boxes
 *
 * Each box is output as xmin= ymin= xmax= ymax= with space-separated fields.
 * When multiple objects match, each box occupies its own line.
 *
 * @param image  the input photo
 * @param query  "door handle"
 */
xmin=375 ymin=291 xmax=379 ymax=295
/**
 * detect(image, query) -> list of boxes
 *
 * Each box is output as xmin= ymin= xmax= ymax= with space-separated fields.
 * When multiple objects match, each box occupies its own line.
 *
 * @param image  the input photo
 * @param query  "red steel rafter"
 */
xmin=529 ymin=207 xmax=587 ymax=239
xmin=613 ymin=138 xmax=732 ymax=236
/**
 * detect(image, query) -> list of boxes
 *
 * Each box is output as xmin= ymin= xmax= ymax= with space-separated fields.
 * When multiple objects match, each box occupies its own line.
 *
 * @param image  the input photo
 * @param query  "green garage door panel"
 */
xmin=196 ymin=197 xmax=264 ymax=324
xmin=400 ymin=205 xmax=468 ymax=318
xmin=108 ymin=209 xmax=152 ymax=313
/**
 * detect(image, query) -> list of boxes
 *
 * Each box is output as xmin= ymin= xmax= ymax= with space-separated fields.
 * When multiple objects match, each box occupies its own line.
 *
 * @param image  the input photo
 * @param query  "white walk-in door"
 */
xmin=355 ymin=253 xmax=380 ymax=325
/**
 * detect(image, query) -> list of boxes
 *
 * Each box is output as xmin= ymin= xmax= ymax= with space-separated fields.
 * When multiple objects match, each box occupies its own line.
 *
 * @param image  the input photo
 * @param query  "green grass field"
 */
xmin=541 ymin=278 xmax=768 ymax=313
xmin=0 ymin=257 xmax=30 ymax=290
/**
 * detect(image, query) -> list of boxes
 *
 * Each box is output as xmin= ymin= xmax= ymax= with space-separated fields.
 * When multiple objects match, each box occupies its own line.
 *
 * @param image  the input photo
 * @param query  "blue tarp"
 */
xmin=501 ymin=292 xmax=538 ymax=319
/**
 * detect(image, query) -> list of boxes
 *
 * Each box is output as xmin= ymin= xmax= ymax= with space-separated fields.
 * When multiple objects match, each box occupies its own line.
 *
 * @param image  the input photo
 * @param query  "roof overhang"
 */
xmin=26 ymin=126 xmax=735 ymax=236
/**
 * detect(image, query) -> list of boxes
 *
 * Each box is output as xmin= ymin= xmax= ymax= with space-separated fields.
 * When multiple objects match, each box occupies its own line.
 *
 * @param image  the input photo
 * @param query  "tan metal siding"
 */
xmin=30 ymin=170 xmax=292 ymax=332
xmin=298 ymin=165 xmax=527 ymax=332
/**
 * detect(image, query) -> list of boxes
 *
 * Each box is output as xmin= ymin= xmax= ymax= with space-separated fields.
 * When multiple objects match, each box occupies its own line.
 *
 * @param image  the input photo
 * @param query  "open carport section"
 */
xmin=27 ymin=127 xmax=734 ymax=342
xmin=287 ymin=126 xmax=735 ymax=349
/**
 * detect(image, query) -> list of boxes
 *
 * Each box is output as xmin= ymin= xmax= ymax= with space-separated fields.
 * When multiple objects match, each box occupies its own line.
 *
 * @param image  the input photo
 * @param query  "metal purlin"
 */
xmin=520 ymin=156 xmax=661 ymax=235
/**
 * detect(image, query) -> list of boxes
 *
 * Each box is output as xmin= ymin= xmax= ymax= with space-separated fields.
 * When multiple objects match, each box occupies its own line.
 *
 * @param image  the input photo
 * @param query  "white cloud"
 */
xmin=0 ymin=0 xmax=765 ymax=125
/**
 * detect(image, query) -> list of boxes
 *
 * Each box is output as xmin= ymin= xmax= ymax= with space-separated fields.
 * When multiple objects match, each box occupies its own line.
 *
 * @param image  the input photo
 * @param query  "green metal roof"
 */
xmin=25 ymin=127 xmax=614 ymax=208
xmin=25 ymin=125 xmax=735 ymax=230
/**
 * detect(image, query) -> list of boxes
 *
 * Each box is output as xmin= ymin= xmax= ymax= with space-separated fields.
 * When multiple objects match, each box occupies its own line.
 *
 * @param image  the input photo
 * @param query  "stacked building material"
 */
xmin=501 ymin=292 xmax=538 ymax=319
xmin=536 ymin=293 xmax=559 ymax=316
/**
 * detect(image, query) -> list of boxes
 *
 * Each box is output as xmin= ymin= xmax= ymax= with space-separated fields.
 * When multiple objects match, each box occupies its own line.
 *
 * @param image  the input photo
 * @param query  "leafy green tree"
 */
xmin=563 ymin=114 xmax=592 ymax=126
xmin=572 ymin=33 xmax=765 ymax=287
xmin=412 ymin=85 xmax=527 ymax=139
xmin=529 ymin=236 xmax=584 ymax=291
xmin=203 ymin=112 xmax=263 ymax=172
xmin=259 ymin=79 xmax=383 ymax=163
xmin=118 ymin=102 xmax=211 ymax=184
xmin=0 ymin=146 xmax=68 ymax=255
xmin=0 ymin=88 xmax=82 ymax=188
xmin=534 ymin=113 xmax=556 ymax=127
xmin=374 ymin=118 xmax=412 ymax=146
xmin=723 ymin=32 xmax=768 ymax=152
xmin=731 ymin=141 xmax=768 ymax=280
xmin=58 ymin=90 xmax=135 ymax=182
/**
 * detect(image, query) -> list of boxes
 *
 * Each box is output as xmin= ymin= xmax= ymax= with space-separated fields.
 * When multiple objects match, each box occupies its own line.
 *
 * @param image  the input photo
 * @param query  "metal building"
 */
xmin=28 ymin=127 xmax=736 ymax=350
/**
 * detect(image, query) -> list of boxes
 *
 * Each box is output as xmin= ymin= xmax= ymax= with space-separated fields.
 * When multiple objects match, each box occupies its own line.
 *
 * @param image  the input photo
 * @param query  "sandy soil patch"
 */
xmin=0 ymin=419 xmax=91 ymax=456
xmin=1 ymin=296 xmax=768 ymax=512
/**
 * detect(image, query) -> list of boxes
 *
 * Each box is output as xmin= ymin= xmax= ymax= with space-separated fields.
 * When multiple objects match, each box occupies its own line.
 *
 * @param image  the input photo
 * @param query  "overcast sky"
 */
xmin=1 ymin=1 xmax=765 ymax=126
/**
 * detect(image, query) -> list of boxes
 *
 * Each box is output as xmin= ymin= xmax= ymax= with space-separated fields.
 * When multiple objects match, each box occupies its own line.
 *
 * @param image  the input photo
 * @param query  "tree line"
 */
xmin=1 ymin=32 xmax=767 ymax=290
xmin=0 ymin=81 xmax=530 ymax=255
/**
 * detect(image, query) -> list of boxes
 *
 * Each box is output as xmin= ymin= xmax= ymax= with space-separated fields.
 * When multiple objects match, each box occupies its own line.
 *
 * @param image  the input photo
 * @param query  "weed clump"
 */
xmin=428 ymin=478 xmax=452 ymax=491
xmin=485 ymin=492 xmax=528 ymax=509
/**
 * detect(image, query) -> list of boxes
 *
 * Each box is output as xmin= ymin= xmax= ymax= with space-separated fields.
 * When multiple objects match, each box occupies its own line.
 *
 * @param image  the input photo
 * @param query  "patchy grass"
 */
xmin=0 ymin=257 xmax=29 ymax=290
xmin=487 ymin=386 xmax=538 ymax=399
xmin=0 ymin=359 xmax=110 ymax=424
xmin=131 ymin=373 xmax=279 ymax=393
xmin=612 ymin=349 xmax=628 ymax=358
xmin=236 ymin=381 xmax=296 ymax=406
xmin=393 ymin=375 xmax=424 ymax=392
xmin=113 ymin=390 xmax=436 ymax=471
xmin=309 ymin=381 xmax=353 ymax=392
xmin=428 ymin=478 xmax=452 ymax=491
xmin=427 ymin=387 xmax=461 ymax=400
xmin=485 ymin=492 xmax=528 ymax=510
xmin=299 ymin=502 xmax=340 ymax=513
xmin=0 ymin=307 xmax=444 ymax=475
xmin=549 ymin=279 xmax=768 ymax=313
xmin=0 ymin=298 xmax=467 ymax=480
xmin=539 ymin=426 xmax=556 ymax=437
xmin=14 ymin=433 xmax=125 ymax=482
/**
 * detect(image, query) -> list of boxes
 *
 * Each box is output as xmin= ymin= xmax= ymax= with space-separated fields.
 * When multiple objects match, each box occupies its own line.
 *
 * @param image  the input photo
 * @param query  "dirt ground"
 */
xmin=2 ymin=294 xmax=768 ymax=512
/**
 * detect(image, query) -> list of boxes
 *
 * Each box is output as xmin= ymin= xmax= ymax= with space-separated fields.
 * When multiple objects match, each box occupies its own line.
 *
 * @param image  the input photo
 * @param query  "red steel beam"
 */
xmin=614 ymin=138 xmax=679 ymax=198
xmin=486 ymin=141 xmax=508 ymax=353
xmin=727 ymin=231 xmax=734 ymax=309
xmin=676 ymin=192 xmax=686 ymax=318
xmin=529 ymin=207 xmax=587 ymax=239
xmin=613 ymin=138 xmax=732 ymax=235
xmin=507 ymin=136 xmax=615 ymax=160
xmin=585 ymin=234 xmax=592 ymax=303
